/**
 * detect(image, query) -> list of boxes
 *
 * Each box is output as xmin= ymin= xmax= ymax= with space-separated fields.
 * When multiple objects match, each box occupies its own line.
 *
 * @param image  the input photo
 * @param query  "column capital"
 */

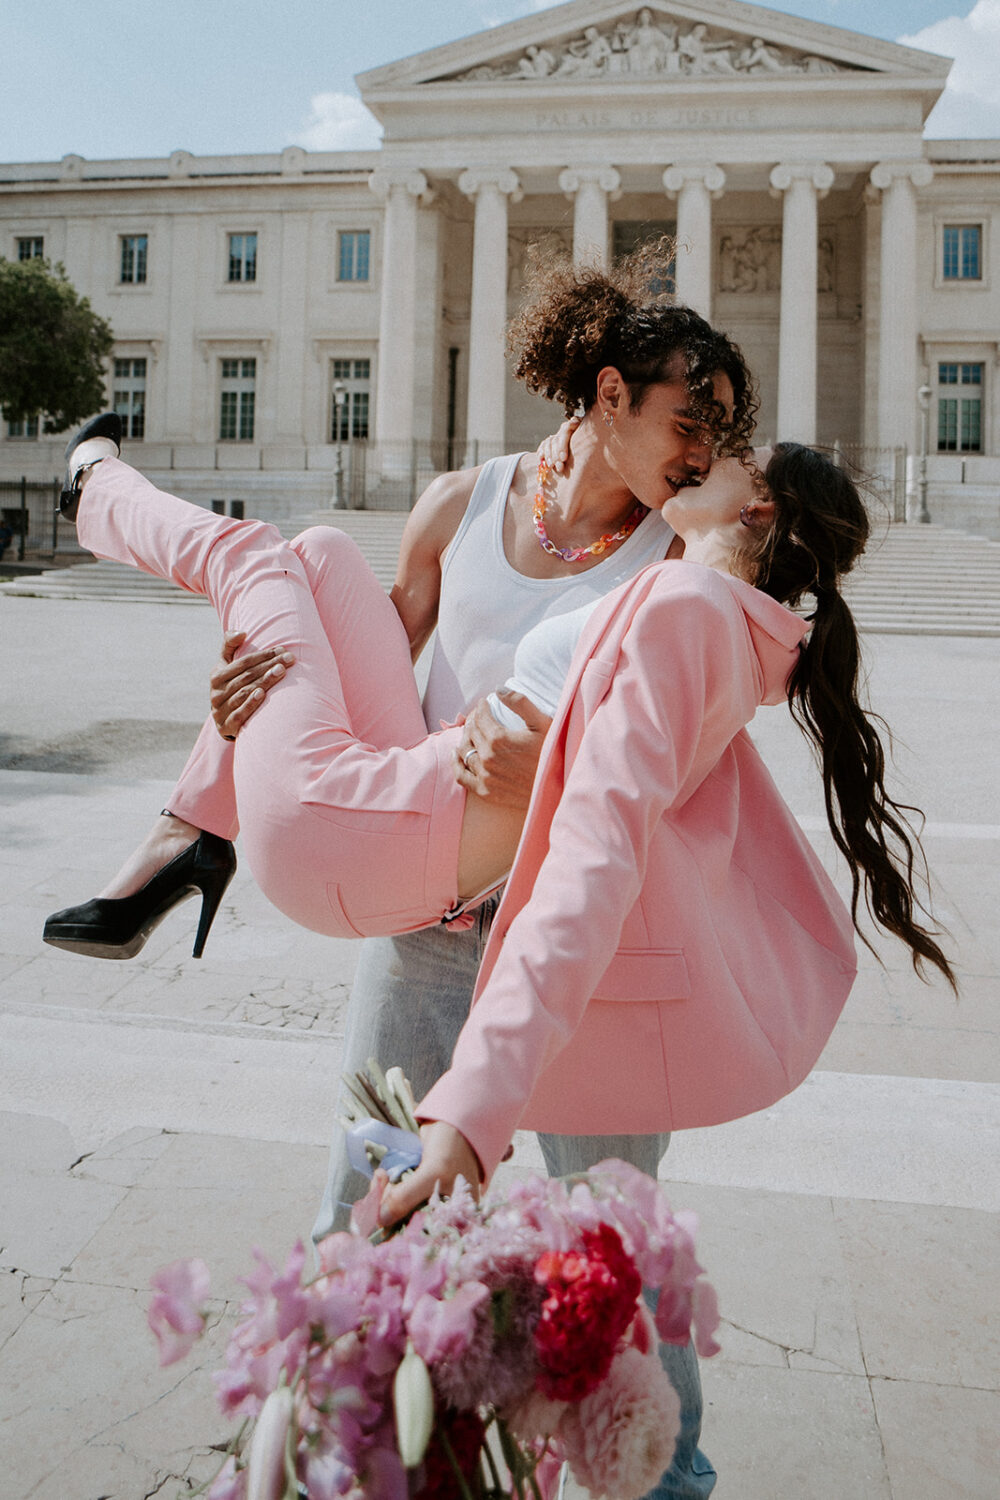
xmin=769 ymin=162 xmax=835 ymax=199
xmin=869 ymin=160 xmax=934 ymax=193
xmin=458 ymin=167 xmax=523 ymax=203
xmin=559 ymin=165 xmax=622 ymax=200
xmin=368 ymin=168 xmax=433 ymax=205
xmin=663 ymin=163 xmax=726 ymax=198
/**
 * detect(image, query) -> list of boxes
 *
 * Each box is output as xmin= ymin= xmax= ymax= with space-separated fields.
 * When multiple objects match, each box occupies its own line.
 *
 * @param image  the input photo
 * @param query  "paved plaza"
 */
xmin=0 ymin=590 xmax=997 ymax=1499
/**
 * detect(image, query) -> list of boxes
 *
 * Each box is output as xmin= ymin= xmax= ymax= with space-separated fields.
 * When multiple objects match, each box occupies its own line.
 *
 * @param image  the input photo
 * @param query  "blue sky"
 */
xmin=3 ymin=0 xmax=999 ymax=162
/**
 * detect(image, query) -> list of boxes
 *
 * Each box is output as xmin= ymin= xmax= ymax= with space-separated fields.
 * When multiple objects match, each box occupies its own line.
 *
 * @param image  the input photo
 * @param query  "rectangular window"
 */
xmin=338 ymin=230 xmax=371 ymax=282
xmin=219 ymin=357 xmax=256 ymax=441
xmin=120 ymin=234 xmax=148 ymax=284
xmin=942 ymin=224 xmax=981 ymax=281
xmin=17 ymin=236 xmax=44 ymax=260
xmin=113 ymin=356 xmax=147 ymax=439
xmin=228 ymin=232 xmax=258 ymax=283
xmin=5 ymin=413 xmax=39 ymax=438
xmin=937 ymin=361 xmax=983 ymax=452
xmin=330 ymin=358 xmax=371 ymax=440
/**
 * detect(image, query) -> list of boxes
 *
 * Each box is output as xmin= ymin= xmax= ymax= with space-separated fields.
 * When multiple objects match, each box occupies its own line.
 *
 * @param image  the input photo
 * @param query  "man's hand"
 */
xmin=455 ymin=691 xmax=552 ymax=808
xmin=210 ymin=630 xmax=295 ymax=740
xmin=378 ymin=1120 xmax=483 ymax=1229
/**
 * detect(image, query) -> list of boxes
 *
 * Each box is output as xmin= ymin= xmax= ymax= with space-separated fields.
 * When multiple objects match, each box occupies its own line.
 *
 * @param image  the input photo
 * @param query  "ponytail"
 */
xmin=760 ymin=444 xmax=957 ymax=990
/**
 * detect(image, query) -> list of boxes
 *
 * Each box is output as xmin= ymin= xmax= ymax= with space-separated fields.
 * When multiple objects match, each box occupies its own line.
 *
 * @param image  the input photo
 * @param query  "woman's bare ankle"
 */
xmin=97 ymin=812 xmax=202 ymax=899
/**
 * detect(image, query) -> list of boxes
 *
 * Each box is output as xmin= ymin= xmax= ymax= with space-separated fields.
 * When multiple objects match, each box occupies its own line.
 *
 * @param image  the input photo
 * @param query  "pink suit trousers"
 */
xmin=77 ymin=459 xmax=466 ymax=939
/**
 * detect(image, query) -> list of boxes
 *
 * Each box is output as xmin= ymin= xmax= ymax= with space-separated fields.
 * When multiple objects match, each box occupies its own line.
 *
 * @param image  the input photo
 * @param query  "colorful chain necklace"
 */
xmin=532 ymin=456 xmax=648 ymax=563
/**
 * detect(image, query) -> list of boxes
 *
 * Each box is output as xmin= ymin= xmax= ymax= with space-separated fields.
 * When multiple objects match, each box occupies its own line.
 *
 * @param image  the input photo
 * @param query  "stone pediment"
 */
xmin=357 ymin=0 xmax=952 ymax=93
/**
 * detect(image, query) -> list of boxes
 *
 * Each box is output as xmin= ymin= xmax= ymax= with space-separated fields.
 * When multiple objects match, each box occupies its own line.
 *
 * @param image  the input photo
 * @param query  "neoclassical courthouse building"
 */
xmin=2 ymin=0 xmax=999 ymax=533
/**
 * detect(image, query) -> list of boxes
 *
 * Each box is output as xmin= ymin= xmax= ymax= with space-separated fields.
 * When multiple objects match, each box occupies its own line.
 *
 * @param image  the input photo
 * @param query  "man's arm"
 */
xmin=389 ymin=468 xmax=480 ymax=660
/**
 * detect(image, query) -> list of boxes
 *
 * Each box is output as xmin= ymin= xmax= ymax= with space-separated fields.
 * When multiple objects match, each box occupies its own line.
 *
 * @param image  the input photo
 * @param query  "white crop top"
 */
xmin=486 ymin=599 xmax=599 ymax=728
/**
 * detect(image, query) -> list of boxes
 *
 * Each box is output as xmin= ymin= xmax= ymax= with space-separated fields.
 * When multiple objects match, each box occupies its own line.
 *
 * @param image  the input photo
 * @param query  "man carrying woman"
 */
xmin=45 ymin=247 xmax=952 ymax=1500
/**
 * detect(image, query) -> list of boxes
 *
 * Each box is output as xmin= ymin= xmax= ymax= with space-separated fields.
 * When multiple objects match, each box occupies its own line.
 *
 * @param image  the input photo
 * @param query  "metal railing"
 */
xmin=832 ymin=444 xmax=908 ymax=522
xmin=0 ymin=477 xmax=74 ymax=560
xmin=334 ymin=439 xmax=510 ymax=510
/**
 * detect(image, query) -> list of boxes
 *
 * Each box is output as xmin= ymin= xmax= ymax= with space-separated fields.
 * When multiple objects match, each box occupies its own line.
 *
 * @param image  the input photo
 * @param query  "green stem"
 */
xmin=496 ymin=1419 xmax=527 ymax=1500
xmin=439 ymin=1426 xmax=478 ymax=1500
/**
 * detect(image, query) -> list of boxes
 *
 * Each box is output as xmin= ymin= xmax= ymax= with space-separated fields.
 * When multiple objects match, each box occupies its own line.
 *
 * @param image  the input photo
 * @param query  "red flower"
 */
xmin=533 ymin=1224 xmax=642 ymax=1401
xmin=411 ymin=1406 xmax=486 ymax=1500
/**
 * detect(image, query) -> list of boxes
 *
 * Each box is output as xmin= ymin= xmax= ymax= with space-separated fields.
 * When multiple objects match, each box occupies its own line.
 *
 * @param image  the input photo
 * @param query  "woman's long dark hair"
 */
xmin=747 ymin=443 xmax=956 ymax=989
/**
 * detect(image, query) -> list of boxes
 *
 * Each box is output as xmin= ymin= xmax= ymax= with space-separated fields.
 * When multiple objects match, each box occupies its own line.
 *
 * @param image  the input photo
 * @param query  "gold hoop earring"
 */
xmin=603 ymin=410 xmax=614 ymax=429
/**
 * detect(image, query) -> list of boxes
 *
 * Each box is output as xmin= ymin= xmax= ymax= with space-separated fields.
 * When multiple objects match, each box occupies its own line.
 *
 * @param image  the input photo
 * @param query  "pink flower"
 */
xmin=148 ymin=1257 xmax=211 ymax=1366
xmin=407 ymin=1281 xmax=488 ymax=1366
xmin=351 ymin=1174 xmax=385 ymax=1239
xmin=503 ymin=1387 xmax=568 ymax=1444
xmin=692 ymin=1277 xmax=721 ymax=1358
xmin=559 ymin=1345 xmax=681 ymax=1500
xmin=207 ymin=1454 xmax=247 ymax=1499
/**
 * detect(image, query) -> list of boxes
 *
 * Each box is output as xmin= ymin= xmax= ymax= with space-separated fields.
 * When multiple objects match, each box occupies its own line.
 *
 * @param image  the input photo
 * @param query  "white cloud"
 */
xmin=900 ymin=0 xmax=1000 ymax=137
xmin=294 ymin=93 xmax=381 ymax=152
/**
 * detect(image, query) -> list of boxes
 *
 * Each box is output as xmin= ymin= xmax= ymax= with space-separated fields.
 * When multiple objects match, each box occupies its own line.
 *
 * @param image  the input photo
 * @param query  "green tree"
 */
xmin=0 ymin=257 xmax=114 ymax=433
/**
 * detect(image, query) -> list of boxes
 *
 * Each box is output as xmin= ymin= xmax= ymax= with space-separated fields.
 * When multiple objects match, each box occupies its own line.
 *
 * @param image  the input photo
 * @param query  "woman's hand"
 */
xmin=455 ymin=692 xmax=552 ymax=809
xmin=210 ymin=630 xmax=295 ymax=740
xmin=537 ymin=415 xmax=582 ymax=474
xmin=378 ymin=1121 xmax=483 ymax=1228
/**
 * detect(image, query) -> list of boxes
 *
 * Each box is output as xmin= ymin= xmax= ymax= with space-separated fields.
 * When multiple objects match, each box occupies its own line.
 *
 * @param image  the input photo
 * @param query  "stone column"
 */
xmin=869 ymin=161 xmax=934 ymax=451
xmin=769 ymin=162 xmax=835 ymax=443
xmin=369 ymin=168 xmax=431 ymax=460
xmin=662 ymin=164 xmax=725 ymax=319
xmin=558 ymin=166 xmax=621 ymax=267
xmin=459 ymin=168 xmax=522 ymax=456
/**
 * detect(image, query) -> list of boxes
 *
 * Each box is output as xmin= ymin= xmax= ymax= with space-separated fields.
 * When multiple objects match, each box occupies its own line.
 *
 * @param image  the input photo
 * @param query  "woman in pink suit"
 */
xmin=385 ymin=437 xmax=958 ymax=1216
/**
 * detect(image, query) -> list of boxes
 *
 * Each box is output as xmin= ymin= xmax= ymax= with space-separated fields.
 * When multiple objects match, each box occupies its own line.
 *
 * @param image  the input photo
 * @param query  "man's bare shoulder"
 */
xmin=402 ymin=464 xmax=483 ymax=554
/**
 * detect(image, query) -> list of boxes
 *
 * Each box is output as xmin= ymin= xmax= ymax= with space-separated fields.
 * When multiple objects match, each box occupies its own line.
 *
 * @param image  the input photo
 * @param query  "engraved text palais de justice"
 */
xmin=533 ymin=106 xmax=759 ymax=129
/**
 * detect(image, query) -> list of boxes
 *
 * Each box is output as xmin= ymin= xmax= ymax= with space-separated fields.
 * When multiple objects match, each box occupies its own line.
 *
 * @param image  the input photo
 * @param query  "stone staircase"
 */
xmin=3 ymin=514 xmax=999 ymax=636
xmin=840 ymin=522 xmax=1000 ymax=636
xmin=0 ymin=509 xmax=410 ymax=604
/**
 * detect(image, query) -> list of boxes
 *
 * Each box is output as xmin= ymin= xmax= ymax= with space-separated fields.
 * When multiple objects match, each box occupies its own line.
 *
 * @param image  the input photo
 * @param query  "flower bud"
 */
xmin=247 ymin=1385 xmax=293 ymax=1500
xmin=393 ymin=1338 xmax=435 ymax=1468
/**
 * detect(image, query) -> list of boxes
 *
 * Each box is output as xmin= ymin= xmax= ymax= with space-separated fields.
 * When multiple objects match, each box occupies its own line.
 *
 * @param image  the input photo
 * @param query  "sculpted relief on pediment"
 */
xmin=445 ymin=11 xmax=863 ymax=84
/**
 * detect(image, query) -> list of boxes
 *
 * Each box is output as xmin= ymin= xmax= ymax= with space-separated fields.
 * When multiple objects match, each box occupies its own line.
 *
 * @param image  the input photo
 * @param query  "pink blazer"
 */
xmin=419 ymin=563 xmax=858 ymax=1180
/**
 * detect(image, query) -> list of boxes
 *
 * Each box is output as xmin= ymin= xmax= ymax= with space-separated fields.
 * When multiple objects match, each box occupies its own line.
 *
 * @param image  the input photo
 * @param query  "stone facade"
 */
xmin=1 ymin=0 xmax=998 ymax=533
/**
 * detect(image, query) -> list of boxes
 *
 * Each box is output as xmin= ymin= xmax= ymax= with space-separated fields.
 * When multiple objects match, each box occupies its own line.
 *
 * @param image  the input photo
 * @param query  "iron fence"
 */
xmin=832 ymin=444 xmax=908 ymax=523
xmin=334 ymin=440 xmax=510 ymax=510
xmin=0 ymin=477 xmax=76 ymax=560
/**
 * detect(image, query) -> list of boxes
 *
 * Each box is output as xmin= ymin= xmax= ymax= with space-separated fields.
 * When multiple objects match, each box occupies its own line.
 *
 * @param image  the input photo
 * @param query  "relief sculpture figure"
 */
xmin=555 ymin=26 xmax=614 ymax=76
xmin=678 ymin=23 xmax=738 ymax=74
xmin=517 ymin=44 xmax=556 ymax=78
xmin=620 ymin=9 xmax=677 ymax=74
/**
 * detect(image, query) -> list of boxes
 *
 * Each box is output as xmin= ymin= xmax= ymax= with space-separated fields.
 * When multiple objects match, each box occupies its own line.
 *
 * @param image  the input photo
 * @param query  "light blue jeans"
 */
xmin=312 ymin=898 xmax=716 ymax=1500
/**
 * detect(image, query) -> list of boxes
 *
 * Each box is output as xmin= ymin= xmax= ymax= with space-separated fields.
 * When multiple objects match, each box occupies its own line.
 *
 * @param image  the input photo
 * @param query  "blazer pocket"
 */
xmin=594 ymin=947 xmax=691 ymax=1002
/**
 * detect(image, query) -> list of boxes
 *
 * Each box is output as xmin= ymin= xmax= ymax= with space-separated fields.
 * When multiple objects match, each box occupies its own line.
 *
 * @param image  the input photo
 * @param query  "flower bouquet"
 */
xmin=149 ymin=1069 xmax=719 ymax=1500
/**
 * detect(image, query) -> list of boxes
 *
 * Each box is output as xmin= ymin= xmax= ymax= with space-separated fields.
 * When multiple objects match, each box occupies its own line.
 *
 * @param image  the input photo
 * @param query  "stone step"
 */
xmin=4 ymin=517 xmax=1000 ymax=635
xmin=0 ymin=559 xmax=209 ymax=604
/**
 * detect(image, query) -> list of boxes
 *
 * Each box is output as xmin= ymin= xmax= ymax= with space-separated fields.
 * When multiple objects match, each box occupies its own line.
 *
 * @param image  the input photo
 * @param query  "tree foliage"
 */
xmin=0 ymin=257 xmax=114 ymax=432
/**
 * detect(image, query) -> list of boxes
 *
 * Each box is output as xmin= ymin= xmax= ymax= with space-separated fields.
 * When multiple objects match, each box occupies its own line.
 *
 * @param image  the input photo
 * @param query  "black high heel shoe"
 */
xmin=42 ymin=831 xmax=237 ymax=960
xmin=59 ymin=411 xmax=123 ymax=520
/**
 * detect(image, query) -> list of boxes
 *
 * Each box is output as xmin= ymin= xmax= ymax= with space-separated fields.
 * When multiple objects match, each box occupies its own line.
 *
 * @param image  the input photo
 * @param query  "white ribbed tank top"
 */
xmin=421 ymin=453 xmax=672 ymax=727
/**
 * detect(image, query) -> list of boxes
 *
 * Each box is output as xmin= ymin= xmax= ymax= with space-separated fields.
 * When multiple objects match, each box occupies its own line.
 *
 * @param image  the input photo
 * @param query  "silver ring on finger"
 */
xmin=462 ymin=747 xmax=479 ymax=770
